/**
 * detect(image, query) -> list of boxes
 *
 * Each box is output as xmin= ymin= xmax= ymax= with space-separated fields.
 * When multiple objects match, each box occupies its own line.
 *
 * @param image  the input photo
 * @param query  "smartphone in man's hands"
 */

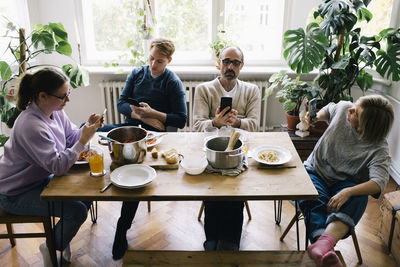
xmin=127 ymin=97 xmax=141 ymax=107
xmin=309 ymin=98 xmax=317 ymax=123
xmin=220 ymin=97 xmax=232 ymax=116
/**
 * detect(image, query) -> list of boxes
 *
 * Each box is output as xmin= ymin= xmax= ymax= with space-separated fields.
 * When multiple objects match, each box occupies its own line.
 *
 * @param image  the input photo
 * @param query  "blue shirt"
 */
xmin=117 ymin=66 xmax=187 ymax=131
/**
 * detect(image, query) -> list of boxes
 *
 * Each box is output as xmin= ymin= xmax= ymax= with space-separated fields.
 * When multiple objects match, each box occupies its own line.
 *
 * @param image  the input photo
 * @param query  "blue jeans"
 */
xmin=299 ymin=169 xmax=368 ymax=242
xmin=0 ymin=177 xmax=90 ymax=250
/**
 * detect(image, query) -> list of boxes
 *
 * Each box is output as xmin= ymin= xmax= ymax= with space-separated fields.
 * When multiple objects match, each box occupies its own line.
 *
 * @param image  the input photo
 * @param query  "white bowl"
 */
xmin=180 ymin=157 xmax=208 ymax=175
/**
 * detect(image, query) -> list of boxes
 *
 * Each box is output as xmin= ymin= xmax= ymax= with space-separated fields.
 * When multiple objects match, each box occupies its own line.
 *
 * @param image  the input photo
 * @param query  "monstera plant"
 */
xmin=282 ymin=0 xmax=400 ymax=105
xmin=0 ymin=20 xmax=89 ymax=131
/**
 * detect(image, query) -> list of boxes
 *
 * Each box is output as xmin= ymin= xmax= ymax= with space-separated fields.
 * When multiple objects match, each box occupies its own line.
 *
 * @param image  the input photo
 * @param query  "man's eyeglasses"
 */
xmin=220 ymin=58 xmax=242 ymax=67
xmin=48 ymin=90 xmax=71 ymax=102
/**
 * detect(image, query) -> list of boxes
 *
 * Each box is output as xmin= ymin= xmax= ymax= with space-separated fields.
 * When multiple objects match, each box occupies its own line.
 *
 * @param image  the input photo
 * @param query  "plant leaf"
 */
xmin=0 ymin=61 xmax=12 ymax=81
xmin=55 ymin=41 xmax=72 ymax=56
xmin=49 ymin=23 xmax=68 ymax=41
xmin=375 ymin=44 xmax=400 ymax=81
xmin=356 ymin=69 xmax=373 ymax=92
xmin=283 ymin=23 xmax=328 ymax=74
xmin=358 ymin=7 xmax=372 ymax=22
xmin=331 ymin=55 xmax=350 ymax=69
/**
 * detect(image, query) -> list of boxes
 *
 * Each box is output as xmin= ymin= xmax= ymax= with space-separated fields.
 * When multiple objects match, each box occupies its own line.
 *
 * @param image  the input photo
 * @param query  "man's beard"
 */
xmin=223 ymin=70 xmax=237 ymax=80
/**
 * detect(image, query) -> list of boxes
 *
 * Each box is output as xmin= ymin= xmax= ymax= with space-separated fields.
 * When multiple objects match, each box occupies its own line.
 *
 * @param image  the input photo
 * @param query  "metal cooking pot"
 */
xmin=205 ymin=136 xmax=243 ymax=169
xmin=105 ymin=126 xmax=147 ymax=165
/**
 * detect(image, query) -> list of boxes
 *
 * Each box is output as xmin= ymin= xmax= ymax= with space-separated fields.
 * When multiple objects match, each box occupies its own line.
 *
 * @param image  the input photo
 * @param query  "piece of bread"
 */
xmin=151 ymin=148 xmax=158 ymax=159
xmin=162 ymin=148 xmax=178 ymax=164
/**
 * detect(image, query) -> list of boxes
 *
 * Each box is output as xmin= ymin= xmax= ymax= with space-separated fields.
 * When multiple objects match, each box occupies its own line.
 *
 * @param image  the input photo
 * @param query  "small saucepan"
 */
xmin=205 ymin=136 xmax=243 ymax=169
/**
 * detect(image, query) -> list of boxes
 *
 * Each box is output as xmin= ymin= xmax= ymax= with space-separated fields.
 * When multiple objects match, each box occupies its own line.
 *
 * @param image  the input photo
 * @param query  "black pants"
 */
xmin=116 ymin=201 xmax=140 ymax=232
xmin=204 ymin=201 xmax=244 ymax=246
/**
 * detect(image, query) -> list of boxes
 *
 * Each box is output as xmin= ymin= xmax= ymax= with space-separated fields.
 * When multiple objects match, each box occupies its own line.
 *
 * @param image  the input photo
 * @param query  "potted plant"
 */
xmin=265 ymin=70 xmax=320 ymax=131
xmin=209 ymin=25 xmax=233 ymax=69
xmin=0 ymin=19 xmax=89 ymax=141
xmin=104 ymin=2 xmax=155 ymax=69
xmin=282 ymin=0 xmax=400 ymax=105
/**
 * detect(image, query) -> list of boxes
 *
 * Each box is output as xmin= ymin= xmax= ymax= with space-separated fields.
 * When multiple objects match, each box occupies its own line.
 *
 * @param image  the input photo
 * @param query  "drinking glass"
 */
xmin=89 ymin=146 xmax=105 ymax=176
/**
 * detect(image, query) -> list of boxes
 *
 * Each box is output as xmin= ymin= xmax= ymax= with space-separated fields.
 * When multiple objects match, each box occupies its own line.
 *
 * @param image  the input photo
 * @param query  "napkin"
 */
xmin=205 ymin=156 xmax=248 ymax=176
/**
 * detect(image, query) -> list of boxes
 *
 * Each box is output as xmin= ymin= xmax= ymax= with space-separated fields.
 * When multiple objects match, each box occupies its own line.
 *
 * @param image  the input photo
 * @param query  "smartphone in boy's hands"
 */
xmin=309 ymin=98 xmax=317 ymax=123
xmin=127 ymin=97 xmax=141 ymax=107
xmin=220 ymin=97 xmax=232 ymax=116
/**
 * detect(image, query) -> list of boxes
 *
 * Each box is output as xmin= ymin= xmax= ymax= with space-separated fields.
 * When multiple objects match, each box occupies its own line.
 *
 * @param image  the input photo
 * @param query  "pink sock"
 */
xmin=307 ymin=233 xmax=337 ymax=267
xmin=322 ymin=251 xmax=343 ymax=267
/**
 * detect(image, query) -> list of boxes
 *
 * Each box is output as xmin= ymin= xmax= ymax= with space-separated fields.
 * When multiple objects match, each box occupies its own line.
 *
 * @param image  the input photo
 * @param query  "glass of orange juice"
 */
xmin=89 ymin=146 xmax=105 ymax=176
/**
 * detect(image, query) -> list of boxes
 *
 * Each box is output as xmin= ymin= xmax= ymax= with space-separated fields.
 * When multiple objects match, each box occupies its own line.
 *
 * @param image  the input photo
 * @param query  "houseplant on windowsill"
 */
xmin=209 ymin=25 xmax=233 ymax=69
xmin=265 ymin=70 xmax=320 ymax=131
xmin=281 ymin=0 xmax=400 ymax=134
xmin=0 ymin=20 xmax=89 ymax=145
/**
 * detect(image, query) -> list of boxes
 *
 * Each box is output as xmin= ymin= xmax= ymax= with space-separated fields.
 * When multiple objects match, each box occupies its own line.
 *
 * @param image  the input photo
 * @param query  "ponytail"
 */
xmin=16 ymin=73 xmax=34 ymax=110
xmin=16 ymin=68 xmax=68 ymax=111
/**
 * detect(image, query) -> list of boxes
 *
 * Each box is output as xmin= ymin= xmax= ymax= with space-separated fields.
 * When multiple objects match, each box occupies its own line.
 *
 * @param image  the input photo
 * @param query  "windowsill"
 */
xmin=84 ymin=65 xmax=392 ymax=86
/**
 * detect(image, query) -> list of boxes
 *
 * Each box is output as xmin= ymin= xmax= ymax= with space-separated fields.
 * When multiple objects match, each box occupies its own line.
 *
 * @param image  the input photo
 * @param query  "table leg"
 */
xmin=60 ymin=202 xmax=64 ymax=267
xmin=47 ymin=202 xmax=58 ymax=267
xmin=305 ymin=201 xmax=310 ymax=250
xmin=295 ymin=200 xmax=300 ymax=251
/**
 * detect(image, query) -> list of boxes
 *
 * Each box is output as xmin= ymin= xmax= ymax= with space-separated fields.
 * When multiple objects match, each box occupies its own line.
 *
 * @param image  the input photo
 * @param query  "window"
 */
xmin=78 ymin=0 xmax=286 ymax=66
xmin=0 ymin=0 xmax=29 ymax=63
xmin=359 ymin=0 xmax=394 ymax=37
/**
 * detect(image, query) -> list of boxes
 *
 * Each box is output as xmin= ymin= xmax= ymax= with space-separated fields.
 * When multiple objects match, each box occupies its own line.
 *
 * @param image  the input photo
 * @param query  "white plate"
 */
xmin=110 ymin=164 xmax=157 ymax=189
xmin=250 ymin=146 xmax=292 ymax=165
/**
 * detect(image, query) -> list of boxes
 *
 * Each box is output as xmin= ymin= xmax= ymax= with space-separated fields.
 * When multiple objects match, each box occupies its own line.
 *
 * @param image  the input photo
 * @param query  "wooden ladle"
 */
xmin=225 ymin=130 xmax=241 ymax=151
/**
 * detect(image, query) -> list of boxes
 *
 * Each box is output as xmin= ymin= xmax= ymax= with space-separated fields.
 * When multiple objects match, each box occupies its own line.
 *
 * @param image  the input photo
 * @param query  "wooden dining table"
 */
xmin=40 ymin=132 xmax=318 ymax=265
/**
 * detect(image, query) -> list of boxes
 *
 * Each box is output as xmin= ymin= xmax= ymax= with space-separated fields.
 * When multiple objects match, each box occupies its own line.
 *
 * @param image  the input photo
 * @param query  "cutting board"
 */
xmin=142 ymin=149 xmax=180 ymax=169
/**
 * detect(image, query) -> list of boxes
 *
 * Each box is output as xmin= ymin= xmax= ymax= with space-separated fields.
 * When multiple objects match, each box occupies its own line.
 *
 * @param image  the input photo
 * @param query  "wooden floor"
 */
xmin=0 ymin=179 xmax=398 ymax=267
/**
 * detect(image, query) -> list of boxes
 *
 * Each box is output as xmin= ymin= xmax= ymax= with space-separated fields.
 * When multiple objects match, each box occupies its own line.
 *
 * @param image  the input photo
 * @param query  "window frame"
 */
xmin=75 ymin=0 xmax=290 ymax=67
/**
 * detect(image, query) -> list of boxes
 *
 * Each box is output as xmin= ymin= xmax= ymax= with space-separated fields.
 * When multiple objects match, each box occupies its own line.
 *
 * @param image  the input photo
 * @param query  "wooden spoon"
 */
xmin=225 ymin=131 xmax=241 ymax=151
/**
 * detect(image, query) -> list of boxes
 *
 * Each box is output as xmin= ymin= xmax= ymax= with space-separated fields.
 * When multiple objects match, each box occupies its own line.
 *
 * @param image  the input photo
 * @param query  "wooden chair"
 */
xmin=0 ymin=206 xmax=57 ymax=266
xmin=280 ymin=208 xmax=362 ymax=265
xmin=197 ymin=201 xmax=252 ymax=221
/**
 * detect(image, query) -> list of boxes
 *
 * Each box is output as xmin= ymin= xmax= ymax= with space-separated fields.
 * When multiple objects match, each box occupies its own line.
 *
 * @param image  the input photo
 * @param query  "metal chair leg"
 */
xmin=89 ymin=201 xmax=97 ymax=223
xmin=198 ymin=202 xmax=205 ymax=221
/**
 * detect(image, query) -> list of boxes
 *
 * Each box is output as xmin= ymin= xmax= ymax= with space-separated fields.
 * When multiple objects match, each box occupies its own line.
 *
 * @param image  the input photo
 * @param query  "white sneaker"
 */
xmin=62 ymin=243 xmax=72 ymax=263
xmin=39 ymin=242 xmax=52 ymax=267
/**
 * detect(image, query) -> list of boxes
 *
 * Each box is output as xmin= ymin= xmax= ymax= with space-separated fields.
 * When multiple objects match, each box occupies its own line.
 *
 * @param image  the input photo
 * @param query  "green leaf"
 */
xmin=356 ymin=70 xmax=373 ymax=92
xmin=55 ymin=41 xmax=72 ymax=56
xmin=358 ymin=7 xmax=372 ymax=22
xmin=375 ymin=44 xmax=400 ymax=81
xmin=49 ymin=23 xmax=68 ymax=41
xmin=32 ymin=30 xmax=55 ymax=50
xmin=283 ymin=23 xmax=328 ymax=74
xmin=331 ymin=55 xmax=350 ymax=69
xmin=283 ymin=100 xmax=297 ymax=111
xmin=0 ymin=61 xmax=12 ymax=81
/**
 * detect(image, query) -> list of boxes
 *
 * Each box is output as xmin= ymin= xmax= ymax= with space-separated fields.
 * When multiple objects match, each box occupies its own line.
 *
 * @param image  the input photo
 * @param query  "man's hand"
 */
xmin=327 ymin=188 xmax=352 ymax=213
xmin=213 ymin=106 xmax=232 ymax=128
xmin=227 ymin=109 xmax=240 ymax=128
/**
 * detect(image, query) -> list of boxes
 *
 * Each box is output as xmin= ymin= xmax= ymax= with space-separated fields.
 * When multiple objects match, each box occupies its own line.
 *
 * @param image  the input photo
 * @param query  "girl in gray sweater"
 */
xmin=301 ymin=95 xmax=394 ymax=267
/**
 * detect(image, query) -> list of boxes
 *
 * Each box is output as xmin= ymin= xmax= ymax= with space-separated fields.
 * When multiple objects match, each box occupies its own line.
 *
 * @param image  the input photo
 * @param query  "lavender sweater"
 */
xmin=0 ymin=102 xmax=85 ymax=196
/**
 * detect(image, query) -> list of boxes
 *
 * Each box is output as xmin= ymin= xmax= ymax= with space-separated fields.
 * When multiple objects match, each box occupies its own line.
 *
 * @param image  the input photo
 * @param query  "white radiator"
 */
xmin=99 ymin=80 xmax=269 ymax=132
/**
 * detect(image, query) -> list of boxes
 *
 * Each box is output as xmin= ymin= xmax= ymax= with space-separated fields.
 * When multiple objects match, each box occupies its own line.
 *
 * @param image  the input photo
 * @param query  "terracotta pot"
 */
xmin=286 ymin=111 xmax=300 ymax=131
